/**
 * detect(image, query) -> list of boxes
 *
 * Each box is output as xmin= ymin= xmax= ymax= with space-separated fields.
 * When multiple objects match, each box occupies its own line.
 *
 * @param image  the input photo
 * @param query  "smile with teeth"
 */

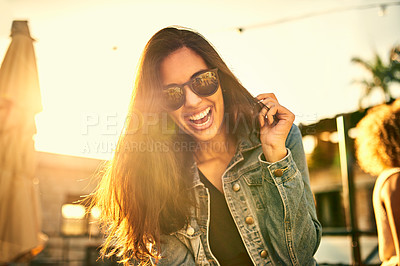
xmin=188 ymin=107 xmax=212 ymax=126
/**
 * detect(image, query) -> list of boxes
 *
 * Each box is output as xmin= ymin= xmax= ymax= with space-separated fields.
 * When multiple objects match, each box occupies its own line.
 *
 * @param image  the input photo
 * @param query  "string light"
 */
xmin=378 ymin=4 xmax=388 ymax=16
xmin=236 ymin=1 xmax=400 ymax=33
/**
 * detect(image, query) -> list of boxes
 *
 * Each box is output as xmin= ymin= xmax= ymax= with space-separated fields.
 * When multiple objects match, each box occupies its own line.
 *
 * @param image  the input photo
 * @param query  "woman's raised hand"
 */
xmin=255 ymin=93 xmax=295 ymax=163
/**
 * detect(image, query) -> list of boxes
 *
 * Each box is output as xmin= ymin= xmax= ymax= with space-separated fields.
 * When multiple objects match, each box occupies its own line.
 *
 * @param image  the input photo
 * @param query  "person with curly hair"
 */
xmin=356 ymin=99 xmax=400 ymax=266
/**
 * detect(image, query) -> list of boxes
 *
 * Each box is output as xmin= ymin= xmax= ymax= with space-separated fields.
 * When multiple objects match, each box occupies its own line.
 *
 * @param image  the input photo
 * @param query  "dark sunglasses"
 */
xmin=162 ymin=68 xmax=219 ymax=111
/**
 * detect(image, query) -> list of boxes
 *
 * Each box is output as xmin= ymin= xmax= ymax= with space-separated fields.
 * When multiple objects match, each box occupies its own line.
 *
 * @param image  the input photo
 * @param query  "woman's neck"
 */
xmin=193 ymin=131 xmax=236 ymax=165
xmin=193 ymin=129 xmax=237 ymax=193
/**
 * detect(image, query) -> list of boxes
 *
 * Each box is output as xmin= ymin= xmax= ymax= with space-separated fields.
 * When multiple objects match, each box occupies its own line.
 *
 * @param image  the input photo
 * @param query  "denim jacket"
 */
xmin=158 ymin=124 xmax=322 ymax=265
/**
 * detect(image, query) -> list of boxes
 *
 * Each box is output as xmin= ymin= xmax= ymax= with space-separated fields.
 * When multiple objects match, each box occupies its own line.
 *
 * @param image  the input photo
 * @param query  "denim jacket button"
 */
xmin=186 ymin=227 xmax=195 ymax=236
xmin=245 ymin=216 xmax=254 ymax=224
xmin=260 ymin=250 xmax=268 ymax=258
xmin=232 ymin=183 xmax=240 ymax=192
xmin=274 ymin=169 xmax=284 ymax=177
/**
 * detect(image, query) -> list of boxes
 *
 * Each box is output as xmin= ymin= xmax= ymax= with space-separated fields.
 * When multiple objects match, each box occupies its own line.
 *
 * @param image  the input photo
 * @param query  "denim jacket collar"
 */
xmin=189 ymin=129 xmax=261 ymax=189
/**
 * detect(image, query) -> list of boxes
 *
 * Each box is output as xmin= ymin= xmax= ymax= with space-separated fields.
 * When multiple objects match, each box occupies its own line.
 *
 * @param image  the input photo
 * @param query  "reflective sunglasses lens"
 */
xmin=191 ymin=71 xmax=219 ymax=96
xmin=163 ymin=86 xmax=184 ymax=110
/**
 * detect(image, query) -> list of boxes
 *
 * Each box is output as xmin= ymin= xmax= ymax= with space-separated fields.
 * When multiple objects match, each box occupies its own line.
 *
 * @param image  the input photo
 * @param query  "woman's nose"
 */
xmin=184 ymin=86 xmax=202 ymax=107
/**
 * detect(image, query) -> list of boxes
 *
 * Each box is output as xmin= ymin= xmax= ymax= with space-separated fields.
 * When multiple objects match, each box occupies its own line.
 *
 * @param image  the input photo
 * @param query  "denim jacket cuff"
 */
xmin=258 ymin=148 xmax=298 ymax=185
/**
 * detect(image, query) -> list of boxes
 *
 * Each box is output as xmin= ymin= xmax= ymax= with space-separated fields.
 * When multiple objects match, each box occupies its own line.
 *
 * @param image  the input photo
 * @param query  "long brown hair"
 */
xmin=91 ymin=26 xmax=259 ymax=264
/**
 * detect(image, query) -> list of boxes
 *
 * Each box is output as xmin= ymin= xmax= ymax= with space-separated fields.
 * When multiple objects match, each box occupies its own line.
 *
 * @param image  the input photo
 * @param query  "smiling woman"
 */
xmin=90 ymin=26 xmax=321 ymax=265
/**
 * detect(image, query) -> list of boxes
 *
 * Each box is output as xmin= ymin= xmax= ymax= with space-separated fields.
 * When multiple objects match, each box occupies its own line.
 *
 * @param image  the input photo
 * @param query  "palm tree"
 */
xmin=352 ymin=45 xmax=400 ymax=108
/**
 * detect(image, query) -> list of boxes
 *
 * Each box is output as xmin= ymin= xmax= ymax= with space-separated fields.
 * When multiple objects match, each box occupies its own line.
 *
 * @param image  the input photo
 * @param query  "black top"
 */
xmin=199 ymin=170 xmax=253 ymax=266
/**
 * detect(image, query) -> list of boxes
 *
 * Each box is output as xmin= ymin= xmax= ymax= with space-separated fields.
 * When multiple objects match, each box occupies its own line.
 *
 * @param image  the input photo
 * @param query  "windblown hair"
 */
xmin=355 ymin=99 xmax=400 ymax=176
xmin=90 ymin=27 xmax=259 ymax=264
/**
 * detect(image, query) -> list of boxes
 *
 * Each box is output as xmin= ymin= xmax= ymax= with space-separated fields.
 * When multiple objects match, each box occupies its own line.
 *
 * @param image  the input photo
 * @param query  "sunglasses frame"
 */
xmin=162 ymin=68 xmax=219 ymax=111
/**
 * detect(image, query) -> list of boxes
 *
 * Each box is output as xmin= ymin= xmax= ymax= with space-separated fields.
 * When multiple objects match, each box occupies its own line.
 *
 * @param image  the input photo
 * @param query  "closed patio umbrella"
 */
xmin=0 ymin=20 xmax=47 ymax=263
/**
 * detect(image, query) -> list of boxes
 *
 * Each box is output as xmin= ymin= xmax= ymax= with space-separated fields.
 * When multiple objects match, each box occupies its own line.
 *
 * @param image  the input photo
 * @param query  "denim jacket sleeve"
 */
xmin=258 ymin=124 xmax=322 ymax=264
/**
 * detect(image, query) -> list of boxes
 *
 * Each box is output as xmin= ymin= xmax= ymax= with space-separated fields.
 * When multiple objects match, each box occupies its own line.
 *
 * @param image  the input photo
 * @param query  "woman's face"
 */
xmin=160 ymin=47 xmax=225 ymax=143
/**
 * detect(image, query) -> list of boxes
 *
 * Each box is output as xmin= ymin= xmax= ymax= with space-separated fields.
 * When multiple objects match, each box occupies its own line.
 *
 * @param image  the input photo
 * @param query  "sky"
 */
xmin=0 ymin=0 xmax=399 ymax=160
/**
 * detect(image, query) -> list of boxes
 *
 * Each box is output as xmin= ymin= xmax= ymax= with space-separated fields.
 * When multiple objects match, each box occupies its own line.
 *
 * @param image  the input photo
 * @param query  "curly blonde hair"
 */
xmin=355 ymin=99 xmax=400 ymax=176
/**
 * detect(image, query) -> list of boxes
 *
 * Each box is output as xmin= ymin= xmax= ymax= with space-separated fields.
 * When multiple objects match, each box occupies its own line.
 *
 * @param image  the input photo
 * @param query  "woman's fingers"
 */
xmin=256 ymin=93 xmax=279 ymax=103
xmin=255 ymin=93 xmax=295 ymax=130
xmin=255 ymin=92 xmax=295 ymax=162
xmin=257 ymin=97 xmax=279 ymax=127
xmin=258 ymin=103 xmax=275 ymax=126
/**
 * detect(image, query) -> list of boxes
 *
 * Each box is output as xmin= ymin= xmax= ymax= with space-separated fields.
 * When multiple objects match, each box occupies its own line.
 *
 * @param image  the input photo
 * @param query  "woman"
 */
xmin=356 ymin=100 xmax=400 ymax=266
xmin=92 ymin=27 xmax=321 ymax=265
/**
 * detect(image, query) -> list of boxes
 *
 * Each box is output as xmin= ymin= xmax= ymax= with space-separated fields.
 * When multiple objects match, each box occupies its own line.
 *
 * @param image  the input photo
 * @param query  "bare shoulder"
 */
xmin=381 ymin=172 xmax=400 ymax=201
